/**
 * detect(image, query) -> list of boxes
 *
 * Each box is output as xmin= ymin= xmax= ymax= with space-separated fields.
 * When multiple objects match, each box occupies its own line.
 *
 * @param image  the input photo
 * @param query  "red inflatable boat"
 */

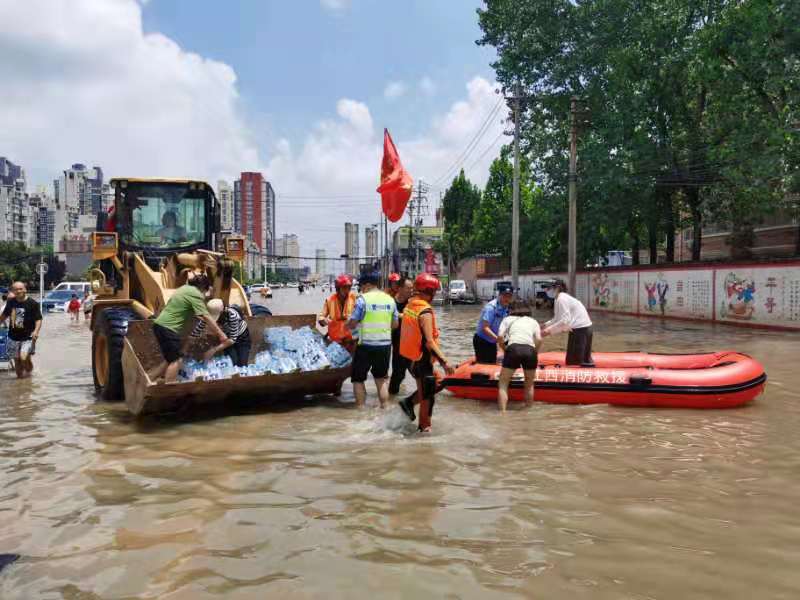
xmin=444 ymin=351 xmax=766 ymax=409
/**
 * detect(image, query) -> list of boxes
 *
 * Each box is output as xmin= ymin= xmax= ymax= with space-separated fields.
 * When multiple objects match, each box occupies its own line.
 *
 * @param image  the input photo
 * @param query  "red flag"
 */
xmin=376 ymin=128 xmax=413 ymax=222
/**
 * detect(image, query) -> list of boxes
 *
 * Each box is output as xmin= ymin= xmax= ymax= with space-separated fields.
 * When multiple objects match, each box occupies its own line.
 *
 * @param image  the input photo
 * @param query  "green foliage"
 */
xmin=0 ymin=242 xmax=65 ymax=289
xmin=477 ymin=0 xmax=799 ymax=263
xmin=441 ymin=169 xmax=482 ymax=262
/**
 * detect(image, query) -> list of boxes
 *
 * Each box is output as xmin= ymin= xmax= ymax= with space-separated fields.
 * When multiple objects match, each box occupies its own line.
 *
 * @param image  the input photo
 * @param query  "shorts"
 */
xmin=351 ymin=344 xmax=391 ymax=382
xmin=473 ymin=334 xmax=498 ymax=364
xmin=153 ymin=323 xmax=183 ymax=363
xmin=8 ymin=338 xmax=35 ymax=358
xmin=501 ymin=343 xmax=538 ymax=371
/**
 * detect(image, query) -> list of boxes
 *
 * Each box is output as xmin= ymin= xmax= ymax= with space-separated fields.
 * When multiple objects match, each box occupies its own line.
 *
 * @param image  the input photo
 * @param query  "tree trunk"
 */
xmin=685 ymin=187 xmax=703 ymax=261
xmin=663 ymin=191 xmax=675 ymax=263
xmin=631 ymin=223 xmax=640 ymax=265
xmin=648 ymin=218 xmax=658 ymax=264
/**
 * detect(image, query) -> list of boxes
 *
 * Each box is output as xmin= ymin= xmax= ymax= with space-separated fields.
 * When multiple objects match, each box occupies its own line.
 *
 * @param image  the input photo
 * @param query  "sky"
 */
xmin=1 ymin=0 xmax=509 ymax=264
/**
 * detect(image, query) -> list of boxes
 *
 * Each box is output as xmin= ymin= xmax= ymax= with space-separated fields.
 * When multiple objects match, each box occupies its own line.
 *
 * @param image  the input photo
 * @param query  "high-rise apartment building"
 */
xmin=28 ymin=191 xmax=55 ymax=248
xmin=275 ymin=233 xmax=300 ymax=270
xmin=0 ymin=157 xmax=31 ymax=244
xmin=344 ymin=222 xmax=360 ymax=275
xmin=60 ymin=164 xmax=105 ymax=216
xmin=217 ymin=180 xmax=234 ymax=231
xmin=365 ymin=225 xmax=379 ymax=258
xmin=315 ymin=249 xmax=326 ymax=276
xmin=233 ymin=172 xmax=276 ymax=262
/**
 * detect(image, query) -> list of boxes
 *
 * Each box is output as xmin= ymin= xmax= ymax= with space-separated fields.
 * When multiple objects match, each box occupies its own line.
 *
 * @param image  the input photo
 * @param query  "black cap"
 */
xmin=497 ymin=282 xmax=514 ymax=295
xmin=359 ymin=271 xmax=381 ymax=285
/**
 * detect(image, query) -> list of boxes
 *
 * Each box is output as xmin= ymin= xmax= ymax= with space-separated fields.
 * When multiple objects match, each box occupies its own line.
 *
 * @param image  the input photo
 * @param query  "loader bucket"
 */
xmin=121 ymin=314 xmax=352 ymax=416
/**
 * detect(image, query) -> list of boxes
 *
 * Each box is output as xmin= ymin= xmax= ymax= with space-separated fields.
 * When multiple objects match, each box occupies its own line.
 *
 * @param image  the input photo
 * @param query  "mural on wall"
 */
xmin=720 ymin=272 xmax=756 ymax=320
xmin=643 ymin=272 xmax=670 ymax=315
xmin=591 ymin=273 xmax=610 ymax=307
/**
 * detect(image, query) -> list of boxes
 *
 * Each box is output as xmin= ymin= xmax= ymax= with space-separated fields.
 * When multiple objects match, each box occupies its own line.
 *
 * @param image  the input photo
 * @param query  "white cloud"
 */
xmin=320 ymin=0 xmax=350 ymax=13
xmin=1 ymin=1 xmax=507 ymax=262
xmin=0 ymin=0 xmax=260 ymax=184
xmin=419 ymin=76 xmax=436 ymax=96
xmin=267 ymin=77 xmax=508 ymax=257
xmin=383 ymin=81 xmax=407 ymax=100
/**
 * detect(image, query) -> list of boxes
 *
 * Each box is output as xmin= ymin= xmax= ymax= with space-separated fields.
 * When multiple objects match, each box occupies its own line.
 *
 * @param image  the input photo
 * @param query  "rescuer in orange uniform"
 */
xmin=318 ymin=274 xmax=357 ymax=348
xmin=398 ymin=273 xmax=454 ymax=432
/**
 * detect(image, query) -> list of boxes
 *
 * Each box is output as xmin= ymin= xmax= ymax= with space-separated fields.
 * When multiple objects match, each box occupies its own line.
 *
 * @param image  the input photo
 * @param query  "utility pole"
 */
xmin=406 ymin=180 xmax=429 ymax=275
xmin=568 ymin=96 xmax=579 ymax=294
xmin=511 ymin=82 xmax=522 ymax=295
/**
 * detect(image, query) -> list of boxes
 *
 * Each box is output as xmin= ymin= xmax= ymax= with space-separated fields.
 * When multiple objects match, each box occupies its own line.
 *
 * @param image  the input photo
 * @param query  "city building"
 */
xmin=344 ymin=222 xmax=359 ymax=275
xmin=28 ymin=191 xmax=55 ymax=249
xmin=217 ymin=180 xmax=234 ymax=231
xmin=0 ymin=157 xmax=31 ymax=244
xmin=365 ymin=225 xmax=379 ymax=259
xmin=275 ymin=233 xmax=300 ymax=270
xmin=315 ymin=249 xmax=326 ymax=278
xmin=233 ymin=173 xmax=276 ymax=266
xmin=59 ymin=163 xmax=105 ymax=216
xmin=392 ymin=225 xmax=444 ymax=276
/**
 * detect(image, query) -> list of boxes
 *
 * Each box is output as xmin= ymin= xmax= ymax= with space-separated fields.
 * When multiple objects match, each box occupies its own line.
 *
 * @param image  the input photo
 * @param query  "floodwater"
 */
xmin=1 ymin=288 xmax=799 ymax=599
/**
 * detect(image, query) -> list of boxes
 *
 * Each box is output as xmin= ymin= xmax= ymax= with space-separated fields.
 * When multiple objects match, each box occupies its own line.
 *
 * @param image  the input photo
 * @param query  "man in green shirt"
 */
xmin=149 ymin=274 xmax=229 ymax=383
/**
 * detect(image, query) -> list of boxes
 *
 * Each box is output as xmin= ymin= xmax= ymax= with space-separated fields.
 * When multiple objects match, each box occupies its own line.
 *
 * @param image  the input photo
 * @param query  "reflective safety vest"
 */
xmin=322 ymin=292 xmax=356 ymax=342
xmin=358 ymin=289 xmax=395 ymax=346
xmin=399 ymin=296 xmax=439 ymax=362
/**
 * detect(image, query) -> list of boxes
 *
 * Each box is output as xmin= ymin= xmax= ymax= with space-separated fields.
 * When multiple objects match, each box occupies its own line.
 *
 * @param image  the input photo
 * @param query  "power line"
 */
xmin=431 ymin=97 xmax=505 ymax=187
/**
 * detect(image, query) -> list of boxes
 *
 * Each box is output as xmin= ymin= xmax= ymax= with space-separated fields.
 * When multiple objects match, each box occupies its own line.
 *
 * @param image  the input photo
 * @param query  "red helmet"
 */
xmin=335 ymin=274 xmax=353 ymax=289
xmin=388 ymin=272 xmax=401 ymax=283
xmin=414 ymin=273 xmax=441 ymax=293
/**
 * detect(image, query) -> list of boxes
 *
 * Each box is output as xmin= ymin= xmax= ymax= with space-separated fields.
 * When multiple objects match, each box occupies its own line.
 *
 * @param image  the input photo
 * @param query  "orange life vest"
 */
xmin=399 ymin=296 xmax=439 ymax=362
xmin=323 ymin=292 xmax=356 ymax=342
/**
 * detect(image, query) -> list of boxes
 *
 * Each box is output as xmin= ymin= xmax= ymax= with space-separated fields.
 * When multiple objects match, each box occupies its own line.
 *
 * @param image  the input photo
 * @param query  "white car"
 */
xmin=449 ymin=279 xmax=476 ymax=304
xmin=250 ymin=283 xmax=273 ymax=298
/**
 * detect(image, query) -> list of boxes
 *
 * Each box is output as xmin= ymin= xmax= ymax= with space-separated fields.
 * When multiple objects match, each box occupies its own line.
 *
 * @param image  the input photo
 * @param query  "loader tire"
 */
xmin=92 ymin=307 xmax=138 ymax=402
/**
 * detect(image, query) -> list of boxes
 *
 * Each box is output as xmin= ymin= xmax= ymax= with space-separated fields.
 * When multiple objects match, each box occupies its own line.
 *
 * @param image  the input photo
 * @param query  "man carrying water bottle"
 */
xmin=347 ymin=271 xmax=399 ymax=409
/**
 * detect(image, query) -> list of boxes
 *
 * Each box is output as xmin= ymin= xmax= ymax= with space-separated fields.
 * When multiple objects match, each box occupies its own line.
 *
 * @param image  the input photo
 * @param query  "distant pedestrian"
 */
xmin=541 ymin=279 xmax=593 ymax=366
xmin=68 ymin=294 xmax=81 ymax=321
xmin=81 ymin=290 xmax=94 ymax=321
xmin=0 ymin=282 xmax=43 ymax=379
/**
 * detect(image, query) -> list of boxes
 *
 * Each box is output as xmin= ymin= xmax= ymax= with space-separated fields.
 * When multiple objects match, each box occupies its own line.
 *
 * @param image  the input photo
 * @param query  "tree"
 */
xmin=477 ymin=0 xmax=798 ymax=263
xmin=441 ymin=169 xmax=482 ymax=262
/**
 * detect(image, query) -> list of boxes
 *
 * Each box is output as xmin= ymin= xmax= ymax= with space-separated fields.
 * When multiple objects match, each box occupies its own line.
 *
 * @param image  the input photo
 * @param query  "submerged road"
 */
xmin=0 ymin=288 xmax=798 ymax=598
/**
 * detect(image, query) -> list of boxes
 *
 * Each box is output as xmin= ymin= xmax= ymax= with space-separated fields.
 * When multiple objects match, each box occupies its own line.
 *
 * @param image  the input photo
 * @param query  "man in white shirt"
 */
xmin=497 ymin=307 xmax=542 ymax=412
xmin=541 ymin=279 xmax=594 ymax=366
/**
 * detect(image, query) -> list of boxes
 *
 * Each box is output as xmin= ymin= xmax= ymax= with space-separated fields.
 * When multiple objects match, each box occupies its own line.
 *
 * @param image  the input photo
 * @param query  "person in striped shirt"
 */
xmin=192 ymin=299 xmax=252 ymax=366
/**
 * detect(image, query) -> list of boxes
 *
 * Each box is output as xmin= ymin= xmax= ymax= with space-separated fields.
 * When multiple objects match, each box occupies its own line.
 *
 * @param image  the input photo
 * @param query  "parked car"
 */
xmin=250 ymin=283 xmax=273 ymax=298
xmin=532 ymin=279 xmax=556 ymax=309
xmin=41 ymin=290 xmax=75 ymax=312
xmin=448 ymin=279 xmax=476 ymax=304
xmin=53 ymin=281 xmax=91 ymax=294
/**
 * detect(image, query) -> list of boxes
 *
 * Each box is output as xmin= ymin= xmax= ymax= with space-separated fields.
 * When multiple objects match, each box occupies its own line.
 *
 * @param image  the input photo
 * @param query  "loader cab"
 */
xmin=112 ymin=179 xmax=220 ymax=258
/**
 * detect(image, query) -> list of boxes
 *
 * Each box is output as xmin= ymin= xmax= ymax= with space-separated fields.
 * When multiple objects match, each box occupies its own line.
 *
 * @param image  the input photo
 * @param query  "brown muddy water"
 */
xmin=1 ymin=288 xmax=798 ymax=599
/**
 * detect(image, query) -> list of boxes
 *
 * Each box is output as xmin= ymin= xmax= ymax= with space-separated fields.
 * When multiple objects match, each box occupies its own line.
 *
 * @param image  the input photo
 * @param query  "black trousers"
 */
xmin=225 ymin=330 xmax=252 ymax=367
xmin=566 ymin=326 xmax=594 ymax=366
xmin=389 ymin=336 xmax=408 ymax=394
xmin=473 ymin=334 xmax=498 ymax=364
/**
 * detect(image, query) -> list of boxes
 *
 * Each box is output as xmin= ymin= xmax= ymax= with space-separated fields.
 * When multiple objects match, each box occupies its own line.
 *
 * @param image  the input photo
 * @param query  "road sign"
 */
xmin=37 ymin=262 xmax=48 ymax=275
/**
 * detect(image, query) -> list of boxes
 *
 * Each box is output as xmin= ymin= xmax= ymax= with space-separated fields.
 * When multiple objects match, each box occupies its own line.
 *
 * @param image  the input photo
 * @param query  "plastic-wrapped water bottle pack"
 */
xmin=176 ymin=325 xmax=352 ymax=382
